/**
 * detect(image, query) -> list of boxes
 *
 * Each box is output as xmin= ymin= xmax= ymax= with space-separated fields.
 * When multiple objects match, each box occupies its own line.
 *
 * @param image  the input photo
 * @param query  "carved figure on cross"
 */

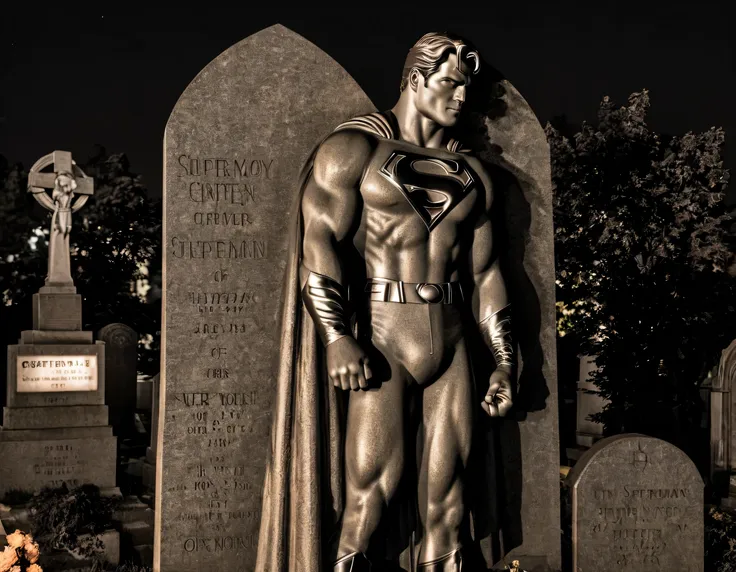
xmin=27 ymin=151 xmax=94 ymax=288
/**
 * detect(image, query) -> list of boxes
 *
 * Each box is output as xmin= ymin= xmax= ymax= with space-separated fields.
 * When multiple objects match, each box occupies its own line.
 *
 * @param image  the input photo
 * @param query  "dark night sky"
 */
xmin=1 ymin=3 xmax=734 ymax=202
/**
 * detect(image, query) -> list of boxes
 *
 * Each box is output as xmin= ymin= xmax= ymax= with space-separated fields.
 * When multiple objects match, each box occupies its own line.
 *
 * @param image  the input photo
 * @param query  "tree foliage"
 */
xmin=546 ymin=90 xmax=735 ymax=448
xmin=0 ymin=147 xmax=161 ymax=381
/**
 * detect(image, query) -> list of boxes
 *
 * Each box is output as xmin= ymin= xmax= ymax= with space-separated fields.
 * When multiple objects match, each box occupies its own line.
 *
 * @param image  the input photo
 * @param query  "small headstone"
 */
xmin=136 ymin=375 xmax=153 ymax=412
xmin=0 ymin=151 xmax=116 ymax=497
xmin=97 ymin=323 xmax=138 ymax=437
xmin=566 ymin=434 xmax=704 ymax=572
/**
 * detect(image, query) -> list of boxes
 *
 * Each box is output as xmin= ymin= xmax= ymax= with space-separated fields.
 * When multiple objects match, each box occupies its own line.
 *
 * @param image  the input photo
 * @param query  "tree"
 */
xmin=546 ymin=90 xmax=735 ymax=455
xmin=0 ymin=147 xmax=162 ymax=385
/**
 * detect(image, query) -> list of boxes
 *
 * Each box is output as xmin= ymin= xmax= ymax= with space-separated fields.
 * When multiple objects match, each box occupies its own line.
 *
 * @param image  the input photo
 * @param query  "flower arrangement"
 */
xmin=0 ymin=529 xmax=42 ymax=572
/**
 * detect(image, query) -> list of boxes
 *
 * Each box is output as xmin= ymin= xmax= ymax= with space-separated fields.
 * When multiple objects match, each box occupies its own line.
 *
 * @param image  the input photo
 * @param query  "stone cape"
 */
xmin=157 ymin=23 xmax=559 ymax=572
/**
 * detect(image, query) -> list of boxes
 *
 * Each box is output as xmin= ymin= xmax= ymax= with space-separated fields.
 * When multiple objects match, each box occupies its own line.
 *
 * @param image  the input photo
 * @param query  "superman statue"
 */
xmin=256 ymin=32 xmax=523 ymax=572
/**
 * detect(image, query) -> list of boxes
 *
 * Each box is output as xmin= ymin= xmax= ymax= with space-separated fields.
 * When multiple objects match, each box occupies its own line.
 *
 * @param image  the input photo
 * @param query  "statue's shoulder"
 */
xmin=331 ymin=111 xmax=397 ymax=140
xmin=311 ymin=112 xmax=393 ymax=169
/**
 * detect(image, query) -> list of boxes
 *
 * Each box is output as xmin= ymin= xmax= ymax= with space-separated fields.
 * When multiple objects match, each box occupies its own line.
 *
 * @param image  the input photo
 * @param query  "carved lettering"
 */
xmin=175 ymin=393 xmax=210 ymax=407
xmin=194 ymin=212 xmax=253 ymax=226
xmin=187 ymin=182 xmax=256 ymax=206
xmin=178 ymin=155 xmax=273 ymax=179
xmin=171 ymin=238 xmax=267 ymax=259
xmin=622 ymin=486 xmax=689 ymax=499
xmin=194 ymin=323 xmax=248 ymax=334
xmin=183 ymin=535 xmax=257 ymax=552
xmin=188 ymin=292 xmax=259 ymax=305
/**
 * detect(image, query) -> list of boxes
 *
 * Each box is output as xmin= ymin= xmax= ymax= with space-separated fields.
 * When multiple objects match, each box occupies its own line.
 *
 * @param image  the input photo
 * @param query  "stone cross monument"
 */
xmin=27 ymin=150 xmax=94 ymax=291
xmin=0 ymin=150 xmax=116 ymax=497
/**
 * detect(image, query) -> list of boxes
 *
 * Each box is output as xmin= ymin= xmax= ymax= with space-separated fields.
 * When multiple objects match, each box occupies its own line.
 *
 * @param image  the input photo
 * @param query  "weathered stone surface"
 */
xmin=1 ymin=405 xmax=109 ymax=429
xmin=567 ymin=434 xmax=704 ymax=572
xmin=473 ymin=78 xmax=561 ymax=570
xmin=32 ymin=293 xmax=82 ymax=330
xmin=0 ymin=436 xmax=116 ymax=496
xmin=20 ymin=330 xmax=93 ymax=344
xmin=0 ymin=426 xmax=112 ymax=441
xmin=156 ymin=24 xmax=375 ymax=572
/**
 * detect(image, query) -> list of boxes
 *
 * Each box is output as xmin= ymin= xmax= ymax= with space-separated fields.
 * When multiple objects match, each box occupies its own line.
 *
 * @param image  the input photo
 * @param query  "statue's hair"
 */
xmin=400 ymin=32 xmax=480 ymax=92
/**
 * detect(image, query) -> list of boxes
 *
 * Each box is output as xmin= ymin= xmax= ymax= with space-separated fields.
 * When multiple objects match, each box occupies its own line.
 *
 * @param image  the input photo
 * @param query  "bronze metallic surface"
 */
xmin=302 ymin=269 xmax=352 ymax=347
xmin=256 ymin=28 xmax=557 ymax=572
xmin=479 ymin=304 xmax=514 ymax=368
xmin=296 ymin=32 xmax=514 ymax=569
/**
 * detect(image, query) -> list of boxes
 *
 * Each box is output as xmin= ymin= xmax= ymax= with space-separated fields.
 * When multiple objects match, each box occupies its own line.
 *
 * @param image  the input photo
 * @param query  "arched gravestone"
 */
xmin=566 ymin=434 xmax=704 ymax=572
xmin=157 ymin=24 xmax=560 ymax=572
xmin=155 ymin=25 xmax=375 ymax=572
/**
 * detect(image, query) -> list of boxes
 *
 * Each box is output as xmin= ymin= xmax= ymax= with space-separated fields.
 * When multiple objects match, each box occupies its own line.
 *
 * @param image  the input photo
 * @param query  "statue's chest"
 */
xmin=361 ymin=142 xmax=481 ymax=233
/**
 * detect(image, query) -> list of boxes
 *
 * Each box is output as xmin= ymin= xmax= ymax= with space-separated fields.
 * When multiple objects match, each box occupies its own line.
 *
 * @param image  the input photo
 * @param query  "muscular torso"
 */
xmin=353 ymin=138 xmax=491 ymax=283
xmin=301 ymin=125 xmax=499 ymax=383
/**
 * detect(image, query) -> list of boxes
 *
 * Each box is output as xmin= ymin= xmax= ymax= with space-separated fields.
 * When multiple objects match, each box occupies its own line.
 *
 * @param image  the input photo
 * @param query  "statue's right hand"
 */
xmin=326 ymin=336 xmax=372 ymax=391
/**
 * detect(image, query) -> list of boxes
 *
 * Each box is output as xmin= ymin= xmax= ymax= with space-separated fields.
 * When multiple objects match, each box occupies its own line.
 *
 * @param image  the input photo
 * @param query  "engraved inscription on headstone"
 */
xmin=567 ymin=434 xmax=704 ymax=572
xmin=16 ymin=355 xmax=98 ymax=392
xmin=155 ymin=24 xmax=375 ymax=572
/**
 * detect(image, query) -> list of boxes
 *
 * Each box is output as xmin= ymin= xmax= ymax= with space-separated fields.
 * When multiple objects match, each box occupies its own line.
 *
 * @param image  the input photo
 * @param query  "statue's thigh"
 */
xmin=344 ymin=362 xmax=408 ymax=494
xmin=418 ymin=339 xmax=474 ymax=501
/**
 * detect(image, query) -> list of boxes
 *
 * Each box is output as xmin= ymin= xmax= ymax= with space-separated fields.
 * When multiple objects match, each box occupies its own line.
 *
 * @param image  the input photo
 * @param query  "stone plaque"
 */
xmin=7 ymin=343 xmax=105 ymax=408
xmin=16 ymin=355 xmax=98 ymax=392
xmin=156 ymin=25 xmax=374 ymax=572
xmin=567 ymin=434 xmax=704 ymax=572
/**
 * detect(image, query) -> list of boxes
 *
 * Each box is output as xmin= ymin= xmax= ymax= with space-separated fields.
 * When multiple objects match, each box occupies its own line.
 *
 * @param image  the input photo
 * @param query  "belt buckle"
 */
xmin=416 ymin=283 xmax=444 ymax=304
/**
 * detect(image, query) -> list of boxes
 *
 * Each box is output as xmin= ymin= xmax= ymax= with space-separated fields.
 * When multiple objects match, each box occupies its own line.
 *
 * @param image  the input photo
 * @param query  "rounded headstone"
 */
xmin=566 ymin=434 xmax=704 ymax=571
xmin=97 ymin=323 xmax=138 ymax=436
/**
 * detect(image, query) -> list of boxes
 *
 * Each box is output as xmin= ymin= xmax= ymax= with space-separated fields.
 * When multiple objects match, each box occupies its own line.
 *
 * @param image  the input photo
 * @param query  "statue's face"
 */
xmin=414 ymin=53 xmax=471 ymax=127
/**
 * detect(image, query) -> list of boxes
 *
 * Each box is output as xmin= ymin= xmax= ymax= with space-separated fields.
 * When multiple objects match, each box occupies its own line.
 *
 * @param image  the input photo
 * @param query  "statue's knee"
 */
xmin=346 ymin=447 xmax=403 ymax=499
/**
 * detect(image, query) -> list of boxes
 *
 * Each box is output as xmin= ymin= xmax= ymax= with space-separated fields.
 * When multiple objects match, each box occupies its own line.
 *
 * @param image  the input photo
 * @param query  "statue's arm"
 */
xmin=471 ymin=175 xmax=514 ymax=375
xmin=301 ymin=130 xmax=370 ymax=290
xmin=300 ymin=129 xmax=374 ymax=390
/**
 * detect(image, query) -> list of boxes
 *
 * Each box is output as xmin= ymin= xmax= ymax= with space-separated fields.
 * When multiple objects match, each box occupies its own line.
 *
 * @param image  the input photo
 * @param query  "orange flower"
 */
xmin=0 ymin=545 xmax=19 ymax=572
xmin=9 ymin=566 xmax=20 ymax=572
xmin=5 ymin=531 xmax=24 ymax=550
xmin=27 ymin=564 xmax=43 ymax=572
xmin=23 ymin=539 xmax=40 ymax=564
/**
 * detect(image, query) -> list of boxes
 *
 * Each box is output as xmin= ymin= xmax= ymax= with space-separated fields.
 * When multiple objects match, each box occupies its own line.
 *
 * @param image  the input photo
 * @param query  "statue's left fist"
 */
xmin=482 ymin=368 xmax=513 ymax=417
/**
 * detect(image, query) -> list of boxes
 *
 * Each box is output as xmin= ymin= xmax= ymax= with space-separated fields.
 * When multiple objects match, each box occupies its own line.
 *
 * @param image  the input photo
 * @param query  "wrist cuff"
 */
xmin=478 ymin=304 xmax=514 ymax=369
xmin=301 ymin=270 xmax=351 ymax=346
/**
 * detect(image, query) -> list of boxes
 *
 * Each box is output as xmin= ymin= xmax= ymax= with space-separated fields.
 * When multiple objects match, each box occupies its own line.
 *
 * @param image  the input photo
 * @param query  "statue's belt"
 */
xmin=363 ymin=278 xmax=464 ymax=305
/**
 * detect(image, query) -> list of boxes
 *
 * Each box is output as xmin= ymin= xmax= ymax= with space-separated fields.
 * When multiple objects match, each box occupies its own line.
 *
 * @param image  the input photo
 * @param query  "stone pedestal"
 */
xmin=1 ymin=287 xmax=117 ymax=497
